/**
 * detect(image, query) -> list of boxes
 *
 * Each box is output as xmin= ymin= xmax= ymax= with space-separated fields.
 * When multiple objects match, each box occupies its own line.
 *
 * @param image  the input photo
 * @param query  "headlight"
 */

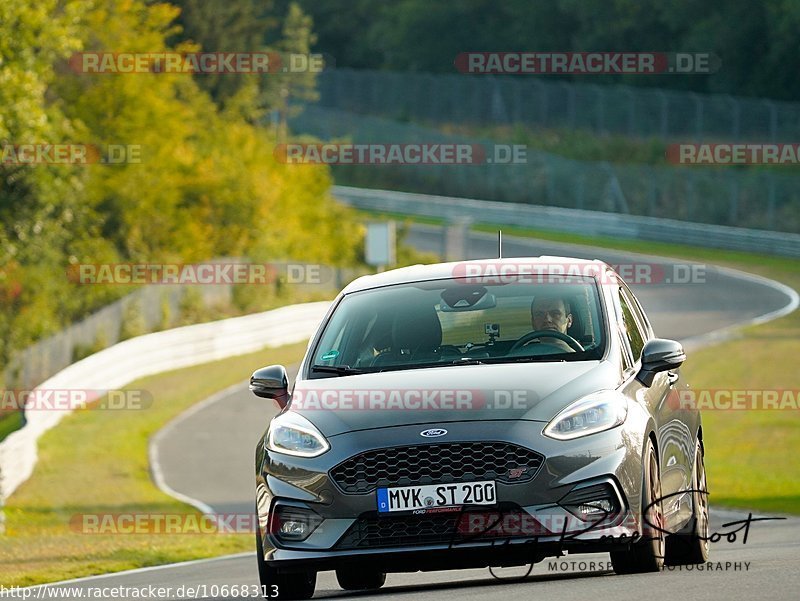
xmin=267 ymin=411 xmax=330 ymax=457
xmin=543 ymin=391 xmax=628 ymax=440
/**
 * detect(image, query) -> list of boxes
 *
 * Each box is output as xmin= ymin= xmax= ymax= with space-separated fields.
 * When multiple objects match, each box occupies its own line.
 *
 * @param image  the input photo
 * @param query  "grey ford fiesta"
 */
xmin=250 ymin=257 xmax=709 ymax=599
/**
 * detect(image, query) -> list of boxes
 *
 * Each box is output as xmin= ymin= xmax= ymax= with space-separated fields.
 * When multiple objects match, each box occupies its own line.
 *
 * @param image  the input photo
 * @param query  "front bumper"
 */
xmin=256 ymin=419 xmax=644 ymax=571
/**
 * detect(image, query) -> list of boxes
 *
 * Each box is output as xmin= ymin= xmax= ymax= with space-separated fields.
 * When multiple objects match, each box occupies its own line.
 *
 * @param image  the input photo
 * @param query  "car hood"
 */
xmin=289 ymin=361 xmax=619 ymax=436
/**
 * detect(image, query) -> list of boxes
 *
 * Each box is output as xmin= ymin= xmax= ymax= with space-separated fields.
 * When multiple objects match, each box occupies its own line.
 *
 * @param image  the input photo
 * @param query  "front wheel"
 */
xmin=665 ymin=440 xmax=710 ymax=565
xmin=611 ymin=437 xmax=665 ymax=574
xmin=256 ymin=526 xmax=316 ymax=599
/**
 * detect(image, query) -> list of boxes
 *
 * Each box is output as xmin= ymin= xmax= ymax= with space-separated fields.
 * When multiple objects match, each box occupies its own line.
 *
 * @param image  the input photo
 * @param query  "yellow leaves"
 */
xmin=2 ymin=0 xmax=362 ymax=367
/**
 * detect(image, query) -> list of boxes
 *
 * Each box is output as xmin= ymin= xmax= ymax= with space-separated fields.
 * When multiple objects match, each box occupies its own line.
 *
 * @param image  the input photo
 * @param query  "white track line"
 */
xmin=679 ymin=264 xmax=799 ymax=349
xmin=149 ymin=381 xmax=248 ymax=515
xmin=20 ymin=552 xmax=255 ymax=588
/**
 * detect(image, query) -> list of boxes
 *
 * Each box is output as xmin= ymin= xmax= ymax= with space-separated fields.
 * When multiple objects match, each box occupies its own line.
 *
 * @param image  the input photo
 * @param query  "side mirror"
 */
xmin=250 ymin=364 xmax=289 ymax=408
xmin=636 ymin=338 xmax=686 ymax=387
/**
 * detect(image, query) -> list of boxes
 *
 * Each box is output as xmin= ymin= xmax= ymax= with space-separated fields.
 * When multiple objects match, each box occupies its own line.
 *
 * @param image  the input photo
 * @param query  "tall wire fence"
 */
xmin=317 ymin=69 xmax=800 ymax=142
xmin=290 ymin=106 xmax=800 ymax=234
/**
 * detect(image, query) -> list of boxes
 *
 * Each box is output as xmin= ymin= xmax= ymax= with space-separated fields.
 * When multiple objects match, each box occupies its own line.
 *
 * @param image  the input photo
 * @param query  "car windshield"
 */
xmin=309 ymin=275 xmax=605 ymax=377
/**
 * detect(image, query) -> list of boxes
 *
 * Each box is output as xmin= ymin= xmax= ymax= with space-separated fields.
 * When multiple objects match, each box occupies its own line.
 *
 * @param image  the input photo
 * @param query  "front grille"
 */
xmin=335 ymin=506 xmax=525 ymax=550
xmin=329 ymin=442 xmax=544 ymax=494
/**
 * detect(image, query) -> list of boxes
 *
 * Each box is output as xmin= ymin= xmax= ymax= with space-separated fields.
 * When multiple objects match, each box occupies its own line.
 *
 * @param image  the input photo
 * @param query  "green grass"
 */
xmin=436 ymin=122 xmax=669 ymax=165
xmin=0 ymin=342 xmax=309 ymax=587
xmin=364 ymin=209 xmax=800 ymax=514
xmin=680 ymin=284 xmax=800 ymax=515
xmin=0 ymin=411 xmax=24 ymax=442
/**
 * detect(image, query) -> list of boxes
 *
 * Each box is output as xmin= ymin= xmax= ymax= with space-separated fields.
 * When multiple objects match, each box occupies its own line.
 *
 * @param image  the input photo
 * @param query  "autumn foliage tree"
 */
xmin=0 ymin=0 xmax=361 ymax=374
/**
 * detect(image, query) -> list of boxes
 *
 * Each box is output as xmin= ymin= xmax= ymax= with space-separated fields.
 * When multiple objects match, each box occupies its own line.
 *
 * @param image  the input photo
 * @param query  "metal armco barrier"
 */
xmin=333 ymin=185 xmax=800 ymax=257
xmin=0 ymin=301 xmax=331 ymax=525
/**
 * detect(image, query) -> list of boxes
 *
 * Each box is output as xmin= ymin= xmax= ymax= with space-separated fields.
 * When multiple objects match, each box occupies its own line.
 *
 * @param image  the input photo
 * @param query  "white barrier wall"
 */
xmin=0 ymin=301 xmax=331 ymax=511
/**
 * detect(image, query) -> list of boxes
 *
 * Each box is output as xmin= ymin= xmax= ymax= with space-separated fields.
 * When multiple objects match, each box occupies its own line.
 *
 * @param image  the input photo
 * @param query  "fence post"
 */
xmin=763 ymin=100 xmax=777 ymax=142
xmin=626 ymin=88 xmax=636 ymax=137
xmin=575 ymin=171 xmax=586 ymax=209
xmin=726 ymin=95 xmax=741 ymax=139
xmin=560 ymin=83 xmax=576 ymax=129
xmin=512 ymin=79 xmax=522 ymax=123
xmin=594 ymin=85 xmax=606 ymax=134
xmin=766 ymin=175 xmax=777 ymax=229
xmin=443 ymin=217 xmax=472 ymax=261
xmin=536 ymin=80 xmax=548 ymax=126
xmin=685 ymin=173 xmax=695 ymax=221
xmin=729 ymin=179 xmax=739 ymax=225
xmin=544 ymin=159 xmax=556 ymax=204
xmin=658 ymin=91 xmax=668 ymax=138
xmin=647 ymin=169 xmax=658 ymax=216
xmin=489 ymin=77 xmax=509 ymax=123
xmin=690 ymin=92 xmax=703 ymax=140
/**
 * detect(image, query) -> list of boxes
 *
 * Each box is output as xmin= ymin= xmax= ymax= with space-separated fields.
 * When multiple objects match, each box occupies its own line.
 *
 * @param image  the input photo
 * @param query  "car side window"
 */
xmin=618 ymin=279 xmax=653 ymax=340
xmin=618 ymin=287 xmax=645 ymax=363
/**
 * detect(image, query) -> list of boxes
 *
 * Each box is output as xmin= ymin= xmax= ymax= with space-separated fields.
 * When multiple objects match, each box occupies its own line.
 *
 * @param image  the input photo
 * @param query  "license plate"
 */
xmin=377 ymin=480 xmax=496 ymax=513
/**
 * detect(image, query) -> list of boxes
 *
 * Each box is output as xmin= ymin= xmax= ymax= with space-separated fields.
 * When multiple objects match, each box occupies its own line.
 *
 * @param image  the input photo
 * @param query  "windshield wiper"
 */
xmin=451 ymin=357 xmax=486 ymax=365
xmin=310 ymin=364 xmax=367 ymax=376
xmin=501 ymin=356 xmax=567 ymax=363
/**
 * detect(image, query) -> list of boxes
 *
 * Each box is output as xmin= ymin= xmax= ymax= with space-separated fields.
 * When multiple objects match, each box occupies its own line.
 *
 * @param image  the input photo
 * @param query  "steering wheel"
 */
xmin=509 ymin=330 xmax=584 ymax=354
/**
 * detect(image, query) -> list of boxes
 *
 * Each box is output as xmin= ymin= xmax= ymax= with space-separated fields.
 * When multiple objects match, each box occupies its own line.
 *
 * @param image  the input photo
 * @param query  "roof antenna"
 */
xmin=497 ymin=230 xmax=502 ymax=259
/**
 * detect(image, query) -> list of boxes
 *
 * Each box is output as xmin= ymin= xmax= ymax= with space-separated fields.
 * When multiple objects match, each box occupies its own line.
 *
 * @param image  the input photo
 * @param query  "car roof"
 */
xmin=342 ymin=256 xmax=614 ymax=294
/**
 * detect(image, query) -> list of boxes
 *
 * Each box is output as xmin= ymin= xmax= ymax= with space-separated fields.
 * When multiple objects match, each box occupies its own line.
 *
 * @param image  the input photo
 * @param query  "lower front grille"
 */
xmin=335 ymin=505 xmax=528 ymax=550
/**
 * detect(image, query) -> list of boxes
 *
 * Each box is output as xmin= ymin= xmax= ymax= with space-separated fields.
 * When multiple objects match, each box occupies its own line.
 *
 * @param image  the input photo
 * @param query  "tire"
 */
xmin=665 ymin=441 xmax=710 ymax=565
xmin=335 ymin=568 xmax=387 ymax=591
xmin=611 ymin=437 xmax=665 ymax=574
xmin=256 ymin=524 xmax=316 ymax=599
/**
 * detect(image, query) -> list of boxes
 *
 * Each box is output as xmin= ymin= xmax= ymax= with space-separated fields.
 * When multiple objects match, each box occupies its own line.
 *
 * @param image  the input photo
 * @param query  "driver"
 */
xmin=529 ymin=294 xmax=576 ymax=352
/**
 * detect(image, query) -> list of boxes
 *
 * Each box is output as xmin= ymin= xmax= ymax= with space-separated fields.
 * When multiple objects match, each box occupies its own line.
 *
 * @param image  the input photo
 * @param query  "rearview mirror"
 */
xmin=439 ymin=286 xmax=497 ymax=312
xmin=250 ymin=364 xmax=289 ymax=408
xmin=636 ymin=338 xmax=686 ymax=387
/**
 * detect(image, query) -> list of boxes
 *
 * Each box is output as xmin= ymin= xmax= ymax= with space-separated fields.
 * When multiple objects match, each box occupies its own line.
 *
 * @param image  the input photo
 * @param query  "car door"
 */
xmin=617 ymin=280 xmax=693 ymax=525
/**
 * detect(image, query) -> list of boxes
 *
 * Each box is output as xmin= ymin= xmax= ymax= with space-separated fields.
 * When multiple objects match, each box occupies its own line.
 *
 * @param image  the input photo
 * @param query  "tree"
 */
xmin=170 ymin=0 xmax=277 ymax=110
xmin=261 ymin=3 xmax=320 ymax=139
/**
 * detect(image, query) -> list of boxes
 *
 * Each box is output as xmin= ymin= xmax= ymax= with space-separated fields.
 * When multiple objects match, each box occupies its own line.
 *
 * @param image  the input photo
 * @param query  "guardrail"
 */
xmin=333 ymin=185 xmax=800 ymax=258
xmin=0 ymin=301 xmax=331 ymax=530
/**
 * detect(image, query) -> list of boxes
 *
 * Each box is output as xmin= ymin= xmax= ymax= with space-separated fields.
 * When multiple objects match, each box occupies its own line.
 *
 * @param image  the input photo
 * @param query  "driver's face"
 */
xmin=531 ymin=299 xmax=572 ymax=333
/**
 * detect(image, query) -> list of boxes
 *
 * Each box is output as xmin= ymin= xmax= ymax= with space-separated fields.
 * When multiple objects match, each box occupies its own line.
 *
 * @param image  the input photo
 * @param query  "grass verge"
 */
xmin=0 ymin=341 xmax=308 ymax=587
xmin=365 ymin=209 xmax=800 ymax=514
xmin=0 ymin=411 xmax=24 ymax=443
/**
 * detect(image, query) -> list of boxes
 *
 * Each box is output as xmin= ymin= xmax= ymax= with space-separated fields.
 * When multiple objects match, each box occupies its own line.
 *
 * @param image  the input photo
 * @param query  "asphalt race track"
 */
xmin=22 ymin=227 xmax=800 ymax=600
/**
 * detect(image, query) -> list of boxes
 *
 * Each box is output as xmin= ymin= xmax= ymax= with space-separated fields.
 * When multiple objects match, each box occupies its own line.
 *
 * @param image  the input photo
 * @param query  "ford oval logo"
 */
xmin=420 ymin=428 xmax=447 ymax=438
